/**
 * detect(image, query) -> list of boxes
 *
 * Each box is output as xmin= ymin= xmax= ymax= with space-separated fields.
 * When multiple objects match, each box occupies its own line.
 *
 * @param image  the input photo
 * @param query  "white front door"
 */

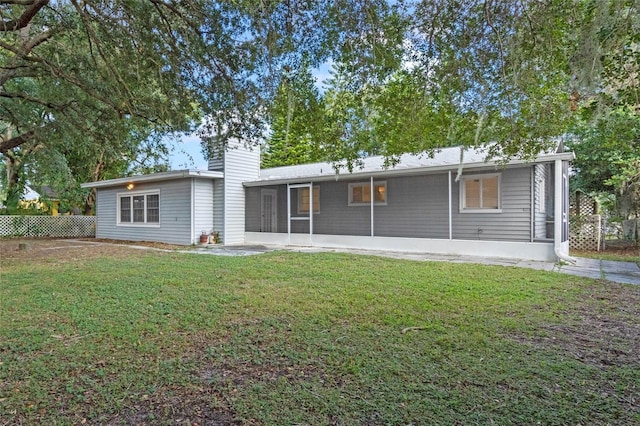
xmin=261 ymin=189 xmax=277 ymax=232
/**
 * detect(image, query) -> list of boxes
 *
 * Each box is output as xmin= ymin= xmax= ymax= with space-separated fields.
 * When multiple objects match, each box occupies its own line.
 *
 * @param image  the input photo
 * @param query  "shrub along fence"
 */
xmin=0 ymin=215 xmax=96 ymax=238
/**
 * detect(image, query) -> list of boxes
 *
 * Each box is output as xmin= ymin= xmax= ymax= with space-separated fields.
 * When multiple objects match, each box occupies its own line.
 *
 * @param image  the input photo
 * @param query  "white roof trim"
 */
xmin=244 ymin=146 xmax=574 ymax=187
xmin=81 ymin=169 xmax=223 ymax=189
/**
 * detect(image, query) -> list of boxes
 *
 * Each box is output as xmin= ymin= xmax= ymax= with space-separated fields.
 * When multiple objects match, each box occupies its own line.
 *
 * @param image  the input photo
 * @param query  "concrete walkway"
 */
xmin=279 ymin=246 xmax=640 ymax=285
xmin=552 ymin=256 xmax=640 ymax=285
xmin=148 ymin=243 xmax=640 ymax=285
xmin=61 ymin=239 xmax=640 ymax=285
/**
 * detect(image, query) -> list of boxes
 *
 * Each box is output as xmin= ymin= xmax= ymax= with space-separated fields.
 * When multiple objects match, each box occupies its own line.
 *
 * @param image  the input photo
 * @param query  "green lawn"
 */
xmin=1 ymin=249 xmax=639 ymax=425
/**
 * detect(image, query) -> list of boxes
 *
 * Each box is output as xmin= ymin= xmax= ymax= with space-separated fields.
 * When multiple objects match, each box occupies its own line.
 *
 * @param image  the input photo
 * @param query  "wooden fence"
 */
xmin=0 ymin=215 xmax=96 ymax=238
xmin=569 ymin=192 xmax=603 ymax=251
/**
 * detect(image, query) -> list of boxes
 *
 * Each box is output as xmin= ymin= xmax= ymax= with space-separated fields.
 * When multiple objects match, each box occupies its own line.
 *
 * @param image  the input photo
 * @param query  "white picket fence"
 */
xmin=0 ymin=215 xmax=96 ymax=238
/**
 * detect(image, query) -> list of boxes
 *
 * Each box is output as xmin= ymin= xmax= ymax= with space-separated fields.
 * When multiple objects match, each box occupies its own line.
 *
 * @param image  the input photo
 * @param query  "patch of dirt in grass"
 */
xmin=0 ymin=238 xmax=181 ymax=264
xmin=85 ymin=238 xmax=185 ymax=251
xmin=105 ymin=385 xmax=240 ymax=426
xmin=510 ymin=282 xmax=640 ymax=413
xmin=189 ymin=320 xmax=332 ymax=404
xmin=513 ymin=282 xmax=640 ymax=368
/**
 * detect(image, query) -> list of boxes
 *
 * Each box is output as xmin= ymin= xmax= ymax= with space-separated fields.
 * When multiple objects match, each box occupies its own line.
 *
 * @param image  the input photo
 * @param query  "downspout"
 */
xmin=448 ymin=170 xmax=452 ymax=240
xmin=554 ymin=159 xmax=576 ymax=264
xmin=370 ymin=176 xmax=374 ymax=237
xmin=287 ymin=183 xmax=291 ymax=245
xmin=309 ymin=182 xmax=313 ymax=245
xmin=190 ymin=178 xmax=195 ymax=244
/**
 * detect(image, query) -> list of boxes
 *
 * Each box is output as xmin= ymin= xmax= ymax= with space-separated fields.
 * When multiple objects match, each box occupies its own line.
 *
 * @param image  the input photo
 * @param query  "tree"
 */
xmin=0 ymin=0 xmax=354 ymax=208
xmin=2 ymin=0 xmax=638 ymax=189
xmin=568 ymin=108 xmax=640 ymax=220
xmin=0 ymin=1 xmax=207 ymax=153
xmin=262 ymin=61 xmax=325 ymax=168
xmin=566 ymin=0 xmax=640 ymax=220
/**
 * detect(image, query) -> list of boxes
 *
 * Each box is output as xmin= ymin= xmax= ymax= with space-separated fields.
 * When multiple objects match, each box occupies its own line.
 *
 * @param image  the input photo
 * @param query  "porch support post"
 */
xmin=190 ymin=178 xmax=195 ymax=244
xmin=370 ymin=176 xmax=374 ymax=237
xmin=553 ymin=159 xmax=575 ymax=263
xmin=530 ymin=167 xmax=535 ymax=242
xmin=554 ymin=159 xmax=562 ymax=248
xmin=448 ymin=170 xmax=453 ymax=240
xmin=287 ymin=183 xmax=291 ymax=245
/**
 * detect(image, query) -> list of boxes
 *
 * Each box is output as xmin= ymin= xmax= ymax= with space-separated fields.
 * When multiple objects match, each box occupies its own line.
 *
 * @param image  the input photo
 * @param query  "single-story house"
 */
xmin=81 ymin=143 xmax=574 ymax=262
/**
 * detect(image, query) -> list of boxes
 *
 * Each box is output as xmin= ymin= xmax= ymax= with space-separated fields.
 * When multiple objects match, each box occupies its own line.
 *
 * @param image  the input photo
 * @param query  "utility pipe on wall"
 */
xmin=370 ymin=176 xmax=374 ymax=237
xmin=448 ymin=170 xmax=453 ymax=240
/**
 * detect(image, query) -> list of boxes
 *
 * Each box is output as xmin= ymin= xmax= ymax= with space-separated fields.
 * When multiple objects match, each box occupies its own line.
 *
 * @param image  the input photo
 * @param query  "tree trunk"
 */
xmin=3 ymin=152 xmax=23 ymax=213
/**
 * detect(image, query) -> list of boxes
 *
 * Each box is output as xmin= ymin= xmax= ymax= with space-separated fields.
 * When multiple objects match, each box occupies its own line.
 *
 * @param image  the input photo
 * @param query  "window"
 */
xmin=118 ymin=191 xmax=160 ymax=225
xmin=348 ymin=181 xmax=387 ymax=206
xmin=460 ymin=174 xmax=501 ymax=212
xmin=297 ymin=186 xmax=320 ymax=214
xmin=120 ymin=196 xmax=131 ymax=222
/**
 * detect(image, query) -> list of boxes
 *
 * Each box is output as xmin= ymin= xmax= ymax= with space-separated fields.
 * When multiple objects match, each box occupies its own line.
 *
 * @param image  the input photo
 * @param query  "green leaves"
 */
xmin=568 ymin=107 xmax=640 ymax=219
xmin=262 ymin=60 xmax=326 ymax=168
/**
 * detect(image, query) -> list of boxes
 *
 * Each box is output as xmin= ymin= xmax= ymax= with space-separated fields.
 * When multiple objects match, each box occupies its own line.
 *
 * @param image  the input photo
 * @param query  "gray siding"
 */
xmin=246 ymin=175 xmax=450 ymax=237
xmin=451 ymin=167 xmax=532 ymax=241
xmin=193 ymin=178 xmax=214 ymax=237
xmin=208 ymin=150 xmax=224 ymax=172
xmin=95 ymin=179 xmax=193 ymax=245
xmin=246 ymin=166 xmax=535 ymax=242
xmin=313 ymin=181 xmax=370 ymax=236
xmin=374 ymin=175 xmax=449 ymax=238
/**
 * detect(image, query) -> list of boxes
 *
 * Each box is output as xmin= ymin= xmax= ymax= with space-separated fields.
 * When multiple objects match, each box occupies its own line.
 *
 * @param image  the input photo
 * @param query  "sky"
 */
xmin=168 ymin=62 xmax=334 ymax=170
xmin=168 ymin=134 xmax=208 ymax=170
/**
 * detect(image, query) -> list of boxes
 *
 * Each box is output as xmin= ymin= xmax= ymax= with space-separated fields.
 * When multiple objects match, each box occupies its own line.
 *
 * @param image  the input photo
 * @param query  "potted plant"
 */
xmin=199 ymin=231 xmax=209 ymax=244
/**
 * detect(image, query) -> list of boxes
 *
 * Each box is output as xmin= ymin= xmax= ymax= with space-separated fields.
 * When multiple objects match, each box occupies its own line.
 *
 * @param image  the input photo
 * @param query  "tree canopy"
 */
xmin=1 ymin=1 xmax=638 ymax=213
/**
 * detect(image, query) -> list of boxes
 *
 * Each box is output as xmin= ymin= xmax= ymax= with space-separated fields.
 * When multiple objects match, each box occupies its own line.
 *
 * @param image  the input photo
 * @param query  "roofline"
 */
xmin=243 ymin=152 xmax=575 ymax=187
xmin=81 ymin=169 xmax=224 ymax=189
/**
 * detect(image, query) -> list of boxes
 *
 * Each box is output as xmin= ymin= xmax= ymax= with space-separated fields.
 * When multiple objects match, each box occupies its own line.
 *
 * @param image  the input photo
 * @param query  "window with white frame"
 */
xmin=460 ymin=174 xmax=501 ymax=212
xmin=297 ymin=186 xmax=320 ymax=214
xmin=348 ymin=181 xmax=387 ymax=206
xmin=118 ymin=190 xmax=160 ymax=225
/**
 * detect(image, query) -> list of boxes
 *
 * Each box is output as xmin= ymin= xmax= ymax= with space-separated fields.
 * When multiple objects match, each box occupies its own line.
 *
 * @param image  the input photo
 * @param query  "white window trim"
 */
xmin=348 ymin=181 xmax=387 ymax=206
xmin=297 ymin=185 xmax=320 ymax=214
xmin=459 ymin=173 xmax=502 ymax=213
xmin=117 ymin=189 xmax=161 ymax=227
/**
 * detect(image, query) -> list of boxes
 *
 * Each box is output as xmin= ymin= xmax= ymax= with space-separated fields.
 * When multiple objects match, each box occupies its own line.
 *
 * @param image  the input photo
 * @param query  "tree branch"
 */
xmin=0 ymin=0 xmax=49 ymax=32
xmin=0 ymin=65 xmax=39 ymax=85
xmin=0 ymin=130 xmax=35 ymax=153
xmin=0 ymin=1 xmax=40 ymax=5
xmin=0 ymin=90 xmax=73 ymax=111
xmin=23 ymin=27 xmax=56 ymax=52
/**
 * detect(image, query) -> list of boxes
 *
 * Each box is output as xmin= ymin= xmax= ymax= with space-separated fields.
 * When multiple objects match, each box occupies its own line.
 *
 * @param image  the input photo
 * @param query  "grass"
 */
xmin=1 ymin=248 xmax=639 ymax=425
xmin=572 ymin=240 xmax=640 ymax=266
